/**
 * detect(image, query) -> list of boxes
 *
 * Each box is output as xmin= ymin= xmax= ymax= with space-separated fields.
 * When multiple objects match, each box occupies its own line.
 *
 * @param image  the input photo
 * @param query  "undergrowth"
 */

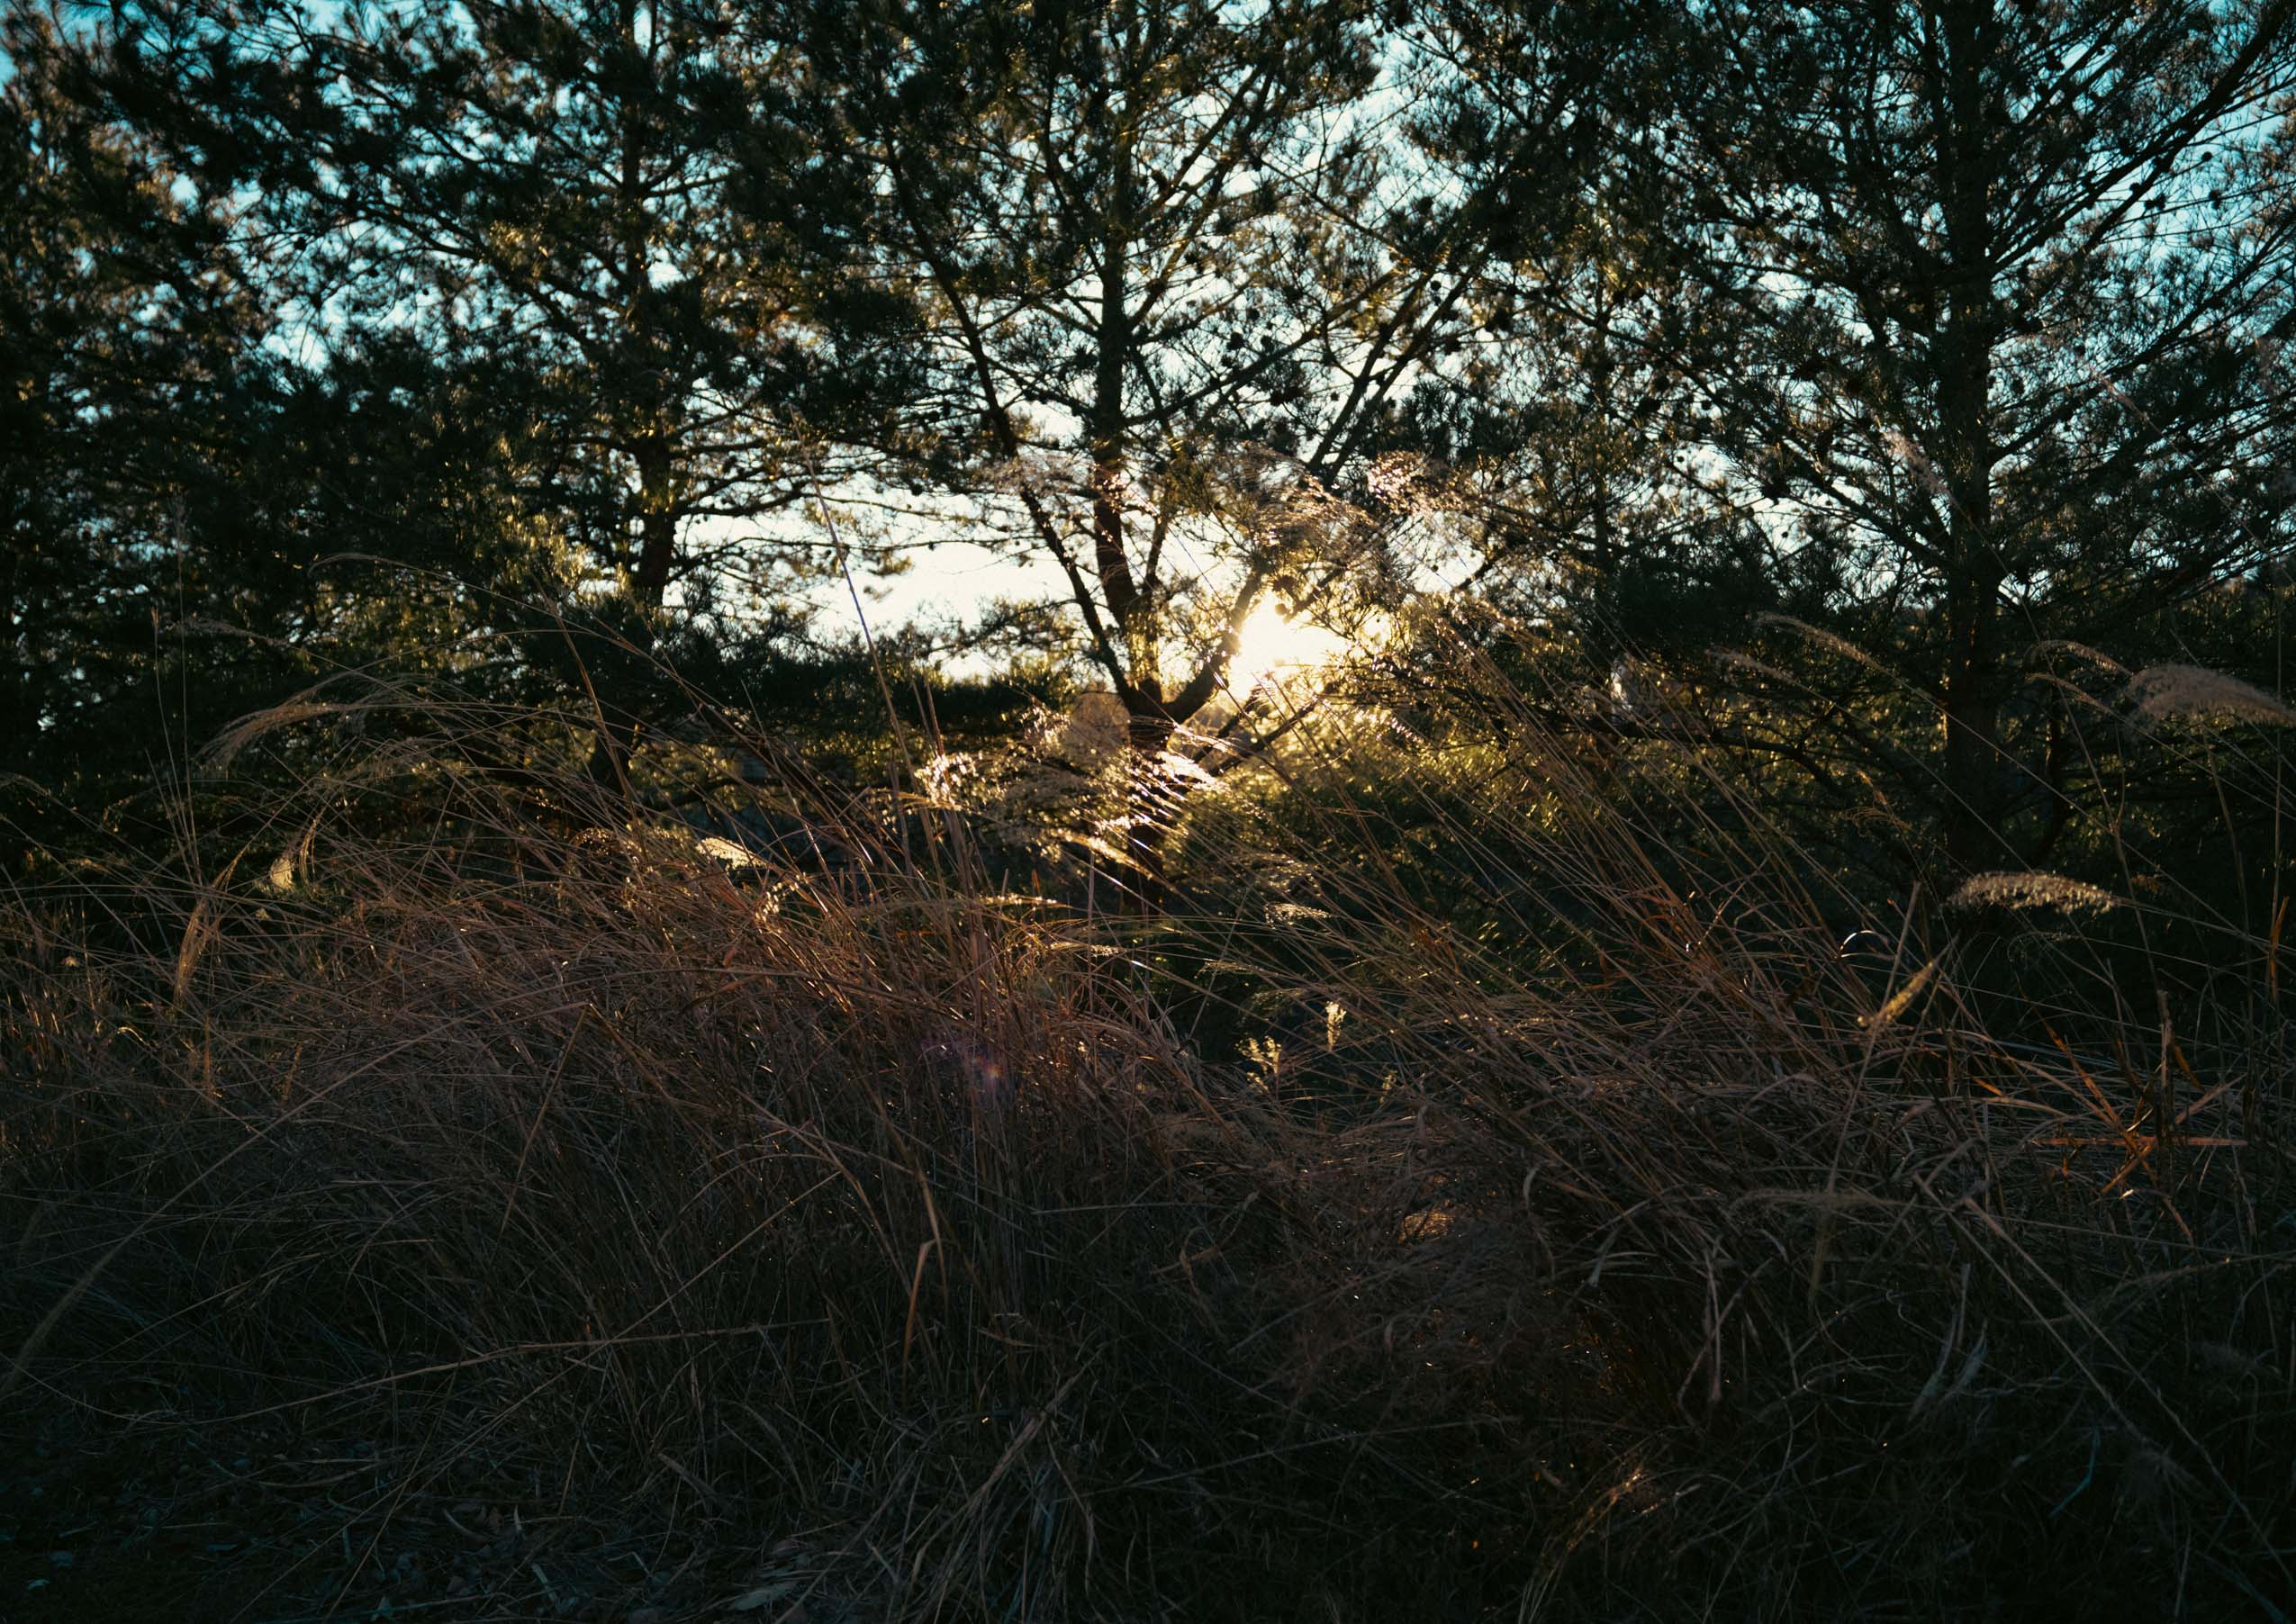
xmin=4 ymin=658 xmax=2293 ymax=1621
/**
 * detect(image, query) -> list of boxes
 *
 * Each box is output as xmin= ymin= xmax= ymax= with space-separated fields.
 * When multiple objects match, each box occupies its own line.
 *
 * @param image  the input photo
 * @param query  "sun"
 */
xmin=1225 ymin=600 xmax=1351 ymax=693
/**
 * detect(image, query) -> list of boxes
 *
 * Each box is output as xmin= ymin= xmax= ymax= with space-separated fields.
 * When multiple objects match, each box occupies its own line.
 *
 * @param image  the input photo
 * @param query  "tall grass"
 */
xmin=4 ymin=645 xmax=2292 ymax=1620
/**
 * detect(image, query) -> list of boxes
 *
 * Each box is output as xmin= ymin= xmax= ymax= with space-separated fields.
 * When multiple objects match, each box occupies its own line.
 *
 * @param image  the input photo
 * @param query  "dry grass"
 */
xmin=4 ymin=665 xmax=2293 ymax=1620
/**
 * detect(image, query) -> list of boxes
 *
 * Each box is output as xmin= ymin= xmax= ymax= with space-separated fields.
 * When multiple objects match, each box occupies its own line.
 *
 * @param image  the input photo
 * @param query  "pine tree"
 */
xmin=808 ymin=0 xmax=1623 ymax=901
xmin=2 ymin=1 xmax=287 ymax=816
xmin=104 ymin=0 xmax=927 ymax=779
xmin=1662 ymin=0 xmax=2296 ymax=869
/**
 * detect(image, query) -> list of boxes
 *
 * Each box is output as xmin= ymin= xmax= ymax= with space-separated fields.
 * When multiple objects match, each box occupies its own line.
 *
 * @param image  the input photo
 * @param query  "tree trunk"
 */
xmin=630 ymin=439 xmax=678 ymax=611
xmin=1121 ymin=707 xmax=1176 ymax=914
xmin=1090 ymin=119 xmax=1138 ymax=636
xmin=585 ymin=439 xmax=677 ymax=794
xmin=1939 ymin=558 xmax=2006 ymax=869
xmin=1936 ymin=0 xmax=2005 ymax=871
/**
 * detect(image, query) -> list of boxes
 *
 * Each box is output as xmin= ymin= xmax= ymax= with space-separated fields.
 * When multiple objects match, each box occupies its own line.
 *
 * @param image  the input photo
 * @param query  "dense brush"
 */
xmin=4 ymin=670 xmax=2293 ymax=1621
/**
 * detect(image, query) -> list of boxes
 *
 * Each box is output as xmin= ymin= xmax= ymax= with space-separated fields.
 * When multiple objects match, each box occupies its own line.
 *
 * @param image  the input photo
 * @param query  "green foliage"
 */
xmin=813 ymin=0 xmax=1564 ymax=732
xmin=3 ymin=5 xmax=324 ymax=858
xmin=106 ymin=0 xmax=928 ymax=610
xmin=1667 ymin=0 xmax=2296 ymax=866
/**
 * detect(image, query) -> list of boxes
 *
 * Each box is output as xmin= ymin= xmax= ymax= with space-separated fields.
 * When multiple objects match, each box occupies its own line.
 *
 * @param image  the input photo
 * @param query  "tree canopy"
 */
xmin=6 ymin=0 xmax=2292 ymax=894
